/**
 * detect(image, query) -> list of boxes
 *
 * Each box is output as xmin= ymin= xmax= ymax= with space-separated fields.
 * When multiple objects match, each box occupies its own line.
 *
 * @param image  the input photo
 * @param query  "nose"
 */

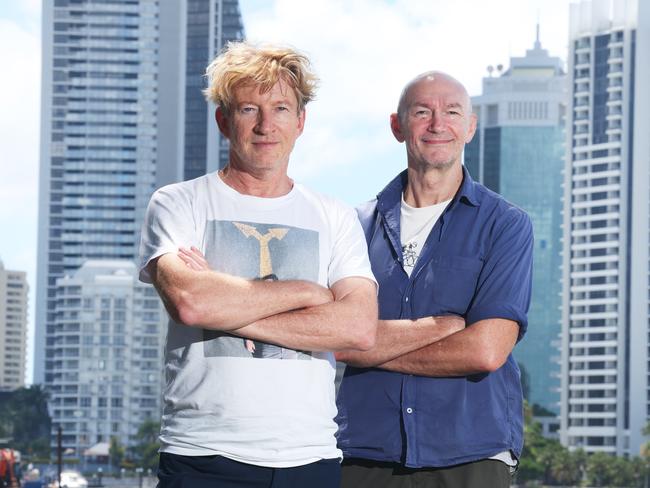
xmin=428 ymin=111 xmax=444 ymax=132
xmin=254 ymin=108 xmax=274 ymax=134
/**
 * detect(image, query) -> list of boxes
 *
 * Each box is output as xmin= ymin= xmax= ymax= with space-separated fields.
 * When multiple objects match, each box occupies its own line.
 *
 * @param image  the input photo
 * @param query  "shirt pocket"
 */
xmin=413 ymin=254 xmax=483 ymax=316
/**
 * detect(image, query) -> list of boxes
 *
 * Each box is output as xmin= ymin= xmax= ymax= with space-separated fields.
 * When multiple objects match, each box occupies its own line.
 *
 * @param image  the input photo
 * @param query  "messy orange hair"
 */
xmin=203 ymin=41 xmax=319 ymax=113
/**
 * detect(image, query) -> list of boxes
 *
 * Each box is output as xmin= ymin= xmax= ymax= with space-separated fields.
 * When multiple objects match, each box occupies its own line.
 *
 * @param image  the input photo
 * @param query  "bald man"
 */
xmin=335 ymin=72 xmax=534 ymax=487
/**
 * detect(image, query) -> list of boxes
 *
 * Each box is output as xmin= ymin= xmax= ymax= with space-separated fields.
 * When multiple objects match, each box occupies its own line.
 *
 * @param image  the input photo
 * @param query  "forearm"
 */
xmin=151 ymin=254 xmax=332 ymax=330
xmin=233 ymin=278 xmax=378 ymax=352
xmin=192 ymin=276 xmax=332 ymax=330
xmin=377 ymin=319 xmax=519 ymax=377
xmin=335 ymin=315 xmax=464 ymax=367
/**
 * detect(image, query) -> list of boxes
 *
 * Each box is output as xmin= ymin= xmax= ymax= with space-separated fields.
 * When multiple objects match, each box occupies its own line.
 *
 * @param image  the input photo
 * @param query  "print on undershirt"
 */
xmin=400 ymin=196 xmax=451 ymax=277
xmin=402 ymin=241 xmax=419 ymax=272
xmin=201 ymin=220 xmax=319 ymax=360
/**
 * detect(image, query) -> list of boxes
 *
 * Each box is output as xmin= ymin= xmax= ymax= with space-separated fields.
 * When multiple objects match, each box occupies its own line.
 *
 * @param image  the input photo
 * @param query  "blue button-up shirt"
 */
xmin=336 ymin=167 xmax=533 ymax=468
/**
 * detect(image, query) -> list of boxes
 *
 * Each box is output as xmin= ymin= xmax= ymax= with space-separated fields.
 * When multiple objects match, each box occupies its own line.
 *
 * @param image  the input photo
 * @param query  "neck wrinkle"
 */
xmin=404 ymin=163 xmax=462 ymax=207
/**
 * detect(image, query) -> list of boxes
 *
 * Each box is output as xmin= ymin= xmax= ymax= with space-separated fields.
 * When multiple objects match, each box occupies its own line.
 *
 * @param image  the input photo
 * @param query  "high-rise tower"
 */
xmin=35 ymin=0 xmax=244 ymax=456
xmin=560 ymin=0 xmax=650 ymax=456
xmin=36 ymin=0 xmax=244 ymax=384
xmin=465 ymin=30 xmax=567 ymax=414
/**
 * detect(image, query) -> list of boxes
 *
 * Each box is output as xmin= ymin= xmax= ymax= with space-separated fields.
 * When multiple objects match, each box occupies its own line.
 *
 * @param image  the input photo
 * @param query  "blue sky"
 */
xmin=0 ymin=0 xmax=573 ymax=382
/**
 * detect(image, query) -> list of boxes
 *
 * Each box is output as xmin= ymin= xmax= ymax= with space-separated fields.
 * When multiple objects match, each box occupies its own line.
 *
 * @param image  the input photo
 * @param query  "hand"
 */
xmin=178 ymin=246 xmax=210 ymax=271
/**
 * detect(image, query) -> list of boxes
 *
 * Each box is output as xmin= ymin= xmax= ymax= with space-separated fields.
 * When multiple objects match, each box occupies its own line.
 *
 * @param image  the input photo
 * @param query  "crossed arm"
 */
xmin=336 ymin=317 xmax=519 ymax=376
xmin=147 ymin=247 xmax=378 ymax=351
xmin=337 ymin=206 xmax=530 ymax=377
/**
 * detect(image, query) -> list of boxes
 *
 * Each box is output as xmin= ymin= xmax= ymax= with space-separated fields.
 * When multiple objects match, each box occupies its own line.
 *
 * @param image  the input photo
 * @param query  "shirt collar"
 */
xmin=376 ymin=164 xmax=482 ymax=212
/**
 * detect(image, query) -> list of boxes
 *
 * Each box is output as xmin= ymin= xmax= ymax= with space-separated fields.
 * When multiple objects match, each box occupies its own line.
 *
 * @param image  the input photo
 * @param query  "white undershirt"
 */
xmin=400 ymin=195 xmax=450 ymax=276
xmin=400 ymin=193 xmax=517 ymax=470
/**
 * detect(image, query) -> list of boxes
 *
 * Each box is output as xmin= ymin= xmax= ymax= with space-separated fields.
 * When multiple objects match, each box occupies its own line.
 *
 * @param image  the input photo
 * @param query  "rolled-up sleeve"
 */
xmin=465 ymin=207 xmax=534 ymax=339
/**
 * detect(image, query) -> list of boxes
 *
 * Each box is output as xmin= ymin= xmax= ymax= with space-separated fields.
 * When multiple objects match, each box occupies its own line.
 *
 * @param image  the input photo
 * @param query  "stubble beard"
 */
xmin=410 ymin=155 xmax=458 ymax=174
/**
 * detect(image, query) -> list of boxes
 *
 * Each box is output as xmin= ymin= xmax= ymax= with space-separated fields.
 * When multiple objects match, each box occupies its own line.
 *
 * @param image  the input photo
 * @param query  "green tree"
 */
xmin=643 ymin=421 xmax=650 ymax=459
xmin=630 ymin=456 xmax=649 ymax=488
xmin=610 ymin=455 xmax=636 ymax=487
xmin=550 ymin=446 xmax=585 ymax=486
xmin=0 ymin=385 xmax=51 ymax=460
xmin=514 ymin=401 xmax=561 ymax=486
xmin=109 ymin=436 xmax=125 ymax=471
xmin=582 ymin=451 xmax=639 ymax=487
xmin=130 ymin=419 xmax=160 ymax=471
xmin=584 ymin=451 xmax=610 ymax=487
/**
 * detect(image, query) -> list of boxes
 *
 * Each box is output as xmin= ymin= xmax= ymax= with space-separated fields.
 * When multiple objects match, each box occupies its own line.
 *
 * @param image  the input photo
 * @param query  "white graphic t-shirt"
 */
xmin=139 ymin=173 xmax=375 ymax=467
xmin=400 ymin=195 xmax=451 ymax=276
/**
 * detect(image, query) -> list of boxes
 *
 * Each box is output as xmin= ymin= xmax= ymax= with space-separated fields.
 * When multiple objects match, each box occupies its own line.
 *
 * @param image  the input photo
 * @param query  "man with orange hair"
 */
xmin=139 ymin=42 xmax=377 ymax=487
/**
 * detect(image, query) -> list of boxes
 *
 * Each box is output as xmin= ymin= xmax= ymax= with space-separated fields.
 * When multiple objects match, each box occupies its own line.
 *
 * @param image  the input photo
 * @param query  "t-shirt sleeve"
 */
xmin=138 ymin=185 xmax=198 ymax=284
xmin=465 ymin=207 xmax=534 ymax=340
xmin=327 ymin=202 xmax=378 ymax=288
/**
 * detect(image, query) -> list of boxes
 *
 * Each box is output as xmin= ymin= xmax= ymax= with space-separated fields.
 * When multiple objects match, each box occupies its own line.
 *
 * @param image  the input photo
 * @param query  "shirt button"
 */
xmin=405 ymin=297 xmax=409 ymax=302
xmin=406 ymin=407 xmax=413 ymax=414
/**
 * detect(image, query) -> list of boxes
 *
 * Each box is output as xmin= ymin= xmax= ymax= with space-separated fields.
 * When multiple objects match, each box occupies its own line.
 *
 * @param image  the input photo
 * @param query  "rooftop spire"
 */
xmin=535 ymin=20 xmax=542 ymax=50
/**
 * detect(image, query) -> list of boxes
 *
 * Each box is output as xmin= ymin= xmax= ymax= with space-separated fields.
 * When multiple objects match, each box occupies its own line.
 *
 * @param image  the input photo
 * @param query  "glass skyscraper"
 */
xmin=560 ymin=0 xmax=650 ymax=456
xmin=36 ymin=0 xmax=244 ymax=457
xmin=465 ymin=32 xmax=567 ymax=414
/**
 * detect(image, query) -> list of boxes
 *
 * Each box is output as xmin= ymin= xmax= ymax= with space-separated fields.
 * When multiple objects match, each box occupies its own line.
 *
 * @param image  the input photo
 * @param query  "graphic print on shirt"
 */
xmin=402 ymin=241 xmax=419 ymax=273
xmin=201 ymin=220 xmax=319 ymax=360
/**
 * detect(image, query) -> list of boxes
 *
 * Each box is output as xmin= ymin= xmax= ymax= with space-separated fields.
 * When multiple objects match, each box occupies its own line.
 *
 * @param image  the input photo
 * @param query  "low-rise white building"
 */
xmin=50 ymin=260 xmax=166 ymax=457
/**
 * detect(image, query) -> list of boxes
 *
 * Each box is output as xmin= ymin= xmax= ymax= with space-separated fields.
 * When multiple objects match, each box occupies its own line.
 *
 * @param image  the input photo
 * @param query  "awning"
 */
xmin=83 ymin=442 xmax=109 ymax=456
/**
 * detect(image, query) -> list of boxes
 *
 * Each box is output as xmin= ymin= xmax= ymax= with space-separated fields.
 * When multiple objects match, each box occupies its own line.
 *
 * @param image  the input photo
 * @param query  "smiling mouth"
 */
xmin=422 ymin=139 xmax=452 ymax=144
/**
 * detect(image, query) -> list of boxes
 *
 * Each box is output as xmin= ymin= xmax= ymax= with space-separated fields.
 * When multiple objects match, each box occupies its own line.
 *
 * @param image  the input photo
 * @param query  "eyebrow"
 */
xmin=409 ymin=102 xmax=465 ymax=111
xmin=236 ymin=98 xmax=295 ymax=106
xmin=445 ymin=103 xmax=464 ymax=110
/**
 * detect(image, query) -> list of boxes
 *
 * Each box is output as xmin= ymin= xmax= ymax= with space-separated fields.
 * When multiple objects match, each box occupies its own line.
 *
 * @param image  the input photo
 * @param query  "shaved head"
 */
xmin=390 ymin=70 xmax=477 ymax=173
xmin=396 ymin=71 xmax=472 ymax=123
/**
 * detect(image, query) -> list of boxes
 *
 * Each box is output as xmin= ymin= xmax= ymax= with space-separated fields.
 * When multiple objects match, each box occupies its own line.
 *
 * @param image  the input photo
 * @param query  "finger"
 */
xmin=190 ymin=246 xmax=210 ymax=266
xmin=181 ymin=258 xmax=202 ymax=271
xmin=190 ymin=246 xmax=206 ymax=258
xmin=179 ymin=248 xmax=207 ymax=269
xmin=177 ymin=253 xmax=194 ymax=266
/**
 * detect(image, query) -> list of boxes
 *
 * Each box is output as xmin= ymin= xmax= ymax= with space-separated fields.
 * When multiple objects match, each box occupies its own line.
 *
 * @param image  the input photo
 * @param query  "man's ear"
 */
xmin=465 ymin=112 xmax=478 ymax=143
xmin=390 ymin=113 xmax=405 ymax=143
xmin=296 ymin=109 xmax=306 ymax=137
xmin=215 ymin=107 xmax=230 ymax=139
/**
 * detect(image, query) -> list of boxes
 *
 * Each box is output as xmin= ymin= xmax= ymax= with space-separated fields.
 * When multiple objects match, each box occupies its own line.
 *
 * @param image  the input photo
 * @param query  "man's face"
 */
xmin=217 ymin=79 xmax=305 ymax=175
xmin=391 ymin=75 xmax=477 ymax=172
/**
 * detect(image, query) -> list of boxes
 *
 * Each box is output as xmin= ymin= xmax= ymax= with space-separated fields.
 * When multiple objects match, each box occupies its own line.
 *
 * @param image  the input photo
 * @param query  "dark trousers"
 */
xmin=341 ymin=458 xmax=511 ymax=488
xmin=158 ymin=452 xmax=341 ymax=488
